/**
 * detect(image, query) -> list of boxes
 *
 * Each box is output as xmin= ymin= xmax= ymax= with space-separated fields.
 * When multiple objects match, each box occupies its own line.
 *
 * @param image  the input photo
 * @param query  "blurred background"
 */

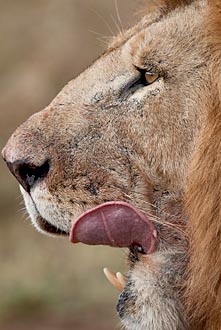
xmin=0 ymin=1 xmax=139 ymax=329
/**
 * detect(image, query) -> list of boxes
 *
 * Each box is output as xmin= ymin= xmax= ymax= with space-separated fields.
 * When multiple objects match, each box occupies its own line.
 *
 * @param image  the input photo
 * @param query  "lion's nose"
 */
xmin=3 ymin=158 xmax=50 ymax=193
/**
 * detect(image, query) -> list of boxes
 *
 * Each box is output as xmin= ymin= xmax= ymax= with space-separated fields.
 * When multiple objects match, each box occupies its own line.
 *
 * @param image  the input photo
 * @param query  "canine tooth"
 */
xmin=103 ymin=268 xmax=125 ymax=292
xmin=116 ymin=272 xmax=126 ymax=287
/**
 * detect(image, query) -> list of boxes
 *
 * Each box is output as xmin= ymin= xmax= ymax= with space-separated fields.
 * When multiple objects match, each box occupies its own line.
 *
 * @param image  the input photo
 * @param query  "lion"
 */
xmin=2 ymin=0 xmax=221 ymax=329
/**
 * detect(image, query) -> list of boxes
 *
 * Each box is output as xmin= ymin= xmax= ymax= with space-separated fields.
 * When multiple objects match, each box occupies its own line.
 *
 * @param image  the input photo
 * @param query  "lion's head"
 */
xmin=2 ymin=0 xmax=221 ymax=329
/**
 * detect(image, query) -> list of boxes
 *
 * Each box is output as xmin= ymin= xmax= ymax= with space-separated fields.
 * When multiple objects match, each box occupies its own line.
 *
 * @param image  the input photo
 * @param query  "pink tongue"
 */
xmin=70 ymin=201 xmax=157 ymax=254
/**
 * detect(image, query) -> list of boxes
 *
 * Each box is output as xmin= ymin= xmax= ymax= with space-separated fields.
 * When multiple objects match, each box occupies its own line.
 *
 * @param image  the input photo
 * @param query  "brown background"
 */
xmin=0 ymin=1 xmax=140 ymax=329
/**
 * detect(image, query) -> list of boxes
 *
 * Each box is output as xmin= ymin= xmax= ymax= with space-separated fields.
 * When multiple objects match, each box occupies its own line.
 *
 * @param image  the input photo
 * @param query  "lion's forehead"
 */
xmin=109 ymin=1 xmax=207 ymax=60
xmin=49 ymin=2 xmax=207 ymax=111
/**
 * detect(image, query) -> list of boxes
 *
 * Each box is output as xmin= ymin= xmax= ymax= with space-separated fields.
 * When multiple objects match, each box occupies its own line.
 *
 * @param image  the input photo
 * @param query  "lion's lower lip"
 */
xmin=36 ymin=213 xmax=68 ymax=236
xmin=25 ymin=191 xmax=69 ymax=236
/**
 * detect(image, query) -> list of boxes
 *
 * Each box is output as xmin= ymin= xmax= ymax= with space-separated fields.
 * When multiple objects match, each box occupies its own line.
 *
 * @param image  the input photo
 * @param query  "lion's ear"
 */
xmin=185 ymin=4 xmax=221 ymax=328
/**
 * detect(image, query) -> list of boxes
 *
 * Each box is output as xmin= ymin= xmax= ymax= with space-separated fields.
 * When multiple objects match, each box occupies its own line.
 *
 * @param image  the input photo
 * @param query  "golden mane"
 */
xmin=185 ymin=1 xmax=221 ymax=329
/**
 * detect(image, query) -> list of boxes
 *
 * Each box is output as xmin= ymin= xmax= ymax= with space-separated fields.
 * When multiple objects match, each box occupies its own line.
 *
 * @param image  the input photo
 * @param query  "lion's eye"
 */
xmin=126 ymin=68 xmax=160 ymax=94
xmin=144 ymin=72 xmax=159 ymax=85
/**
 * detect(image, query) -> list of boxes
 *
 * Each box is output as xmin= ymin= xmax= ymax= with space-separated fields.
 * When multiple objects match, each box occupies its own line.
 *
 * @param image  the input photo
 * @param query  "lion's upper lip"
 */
xmin=70 ymin=201 xmax=157 ymax=254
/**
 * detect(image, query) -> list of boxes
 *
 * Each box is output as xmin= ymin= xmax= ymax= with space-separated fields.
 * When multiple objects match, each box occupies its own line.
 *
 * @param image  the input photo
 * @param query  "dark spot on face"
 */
xmin=128 ymin=245 xmax=145 ymax=264
xmin=117 ymin=280 xmax=136 ymax=319
xmin=85 ymin=179 xmax=98 ymax=196
xmin=117 ymin=290 xmax=130 ymax=318
xmin=108 ymin=166 xmax=116 ymax=172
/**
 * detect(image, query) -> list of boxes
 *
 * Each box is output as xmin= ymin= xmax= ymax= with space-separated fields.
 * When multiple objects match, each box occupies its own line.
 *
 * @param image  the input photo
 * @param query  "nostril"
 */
xmin=19 ymin=161 xmax=50 ymax=190
xmin=6 ymin=160 xmax=50 ymax=193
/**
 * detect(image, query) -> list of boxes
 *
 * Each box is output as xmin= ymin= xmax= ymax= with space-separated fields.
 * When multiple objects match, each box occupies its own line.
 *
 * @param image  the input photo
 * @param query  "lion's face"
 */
xmin=2 ymin=1 xmax=213 ymax=329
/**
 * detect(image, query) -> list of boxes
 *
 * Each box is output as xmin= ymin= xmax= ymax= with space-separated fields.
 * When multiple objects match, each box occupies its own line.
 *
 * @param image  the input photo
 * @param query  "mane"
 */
xmin=185 ymin=1 xmax=221 ymax=328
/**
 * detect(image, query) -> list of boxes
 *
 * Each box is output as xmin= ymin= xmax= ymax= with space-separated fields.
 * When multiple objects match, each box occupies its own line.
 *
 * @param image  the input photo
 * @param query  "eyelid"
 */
xmin=134 ymin=64 xmax=160 ymax=79
xmin=133 ymin=64 xmax=161 ymax=75
xmin=133 ymin=64 xmax=156 ymax=72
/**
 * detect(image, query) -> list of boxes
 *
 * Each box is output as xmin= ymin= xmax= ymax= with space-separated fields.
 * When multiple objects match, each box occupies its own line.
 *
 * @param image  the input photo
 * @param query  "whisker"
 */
xmin=20 ymin=210 xmax=29 ymax=222
xmin=18 ymin=199 xmax=25 ymax=206
xmin=96 ymin=37 xmax=110 ymax=46
xmin=18 ymin=206 xmax=27 ymax=213
xmin=111 ymin=14 xmax=122 ymax=34
xmin=129 ymin=189 xmax=183 ymax=217
xmin=16 ymin=194 xmax=23 ymax=201
xmin=125 ymin=190 xmax=157 ymax=209
xmin=88 ymin=30 xmax=111 ymax=46
xmin=89 ymin=8 xmax=115 ymax=36
xmin=114 ymin=0 xmax=124 ymax=32
xmin=88 ymin=30 xmax=111 ymax=39
xmin=123 ymin=192 xmax=187 ymax=237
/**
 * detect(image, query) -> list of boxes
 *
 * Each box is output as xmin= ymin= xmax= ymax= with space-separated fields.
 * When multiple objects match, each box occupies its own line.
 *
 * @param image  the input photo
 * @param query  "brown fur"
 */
xmin=3 ymin=1 xmax=221 ymax=329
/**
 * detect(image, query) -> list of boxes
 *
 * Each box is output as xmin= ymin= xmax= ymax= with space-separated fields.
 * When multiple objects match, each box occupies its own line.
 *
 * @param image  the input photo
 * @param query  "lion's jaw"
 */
xmin=2 ymin=1 xmax=211 ymax=329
